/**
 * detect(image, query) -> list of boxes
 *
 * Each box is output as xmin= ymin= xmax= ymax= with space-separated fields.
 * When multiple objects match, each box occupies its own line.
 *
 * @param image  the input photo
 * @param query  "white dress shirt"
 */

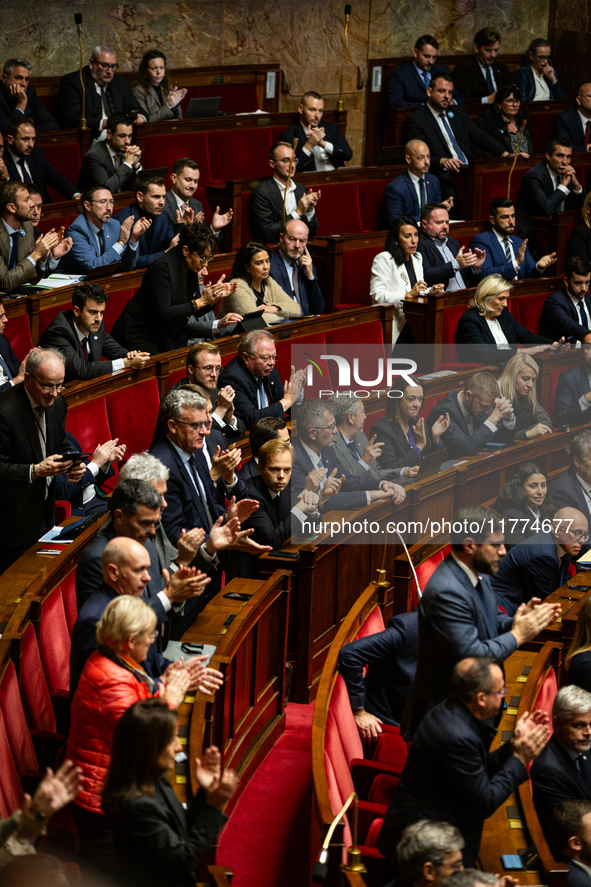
xmin=428 ymin=104 xmax=460 ymax=161
xmin=457 ymin=390 xmax=515 ymax=434
xmin=477 ymin=61 xmax=497 ymax=103
xmin=493 ymin=228 xmax=520 ymax=278
xmin=532 ymin=69 xmax=551 ymax=101
xmin=8 ymin=149 xmax=33 ymax=184
xmin=2 ymin=217 xmax=58 ymax=272
xmin=273 ymin=177 xmax=315 ymax=223
xmin=74 ymin=319 xmax=125 ymax=373
xmin=485 ymin=317 xmax=512 ymax=347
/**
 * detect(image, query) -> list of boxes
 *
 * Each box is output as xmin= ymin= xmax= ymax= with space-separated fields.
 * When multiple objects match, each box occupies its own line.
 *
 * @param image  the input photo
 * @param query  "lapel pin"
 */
xmin=448 ymin=111 xmax=454 ymax=118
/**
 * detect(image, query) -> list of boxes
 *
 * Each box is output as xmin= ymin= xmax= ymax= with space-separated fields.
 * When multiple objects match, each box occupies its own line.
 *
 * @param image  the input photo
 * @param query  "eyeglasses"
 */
xmin=533 ymin=54 xmax=551 ymax=61
xmin=569 ymin=530 xmax=591 ymax=543
xmin=250 ymin=353 xmax=277 ymax=363
xmin=193 ymin=254 xmax=213 ymax=264
xmin=503 ymin=98 xmax=520 ymax=105
xmin=151 ymin=630 xmax=159 ymax=639
xmin=313 ymin=423 xmax=337 ymax=431
xmin=196 ymin=364 xmax=221 ymax=375
xmin=28 ymin=372 xmax=66 ymax=393
xmin=487 ymin=686 xmax=508 ymax=698
xmin=92 ymin=58 xmax=118 ymax=71
xmin=175 ymin=419 xmax=211 ymax=431
xmin=437 ymin=861 xmax=464 ymax=872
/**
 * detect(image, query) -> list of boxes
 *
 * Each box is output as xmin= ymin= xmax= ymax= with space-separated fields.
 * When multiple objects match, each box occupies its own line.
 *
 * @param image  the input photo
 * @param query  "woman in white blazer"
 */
xmin=370 ymin=216 xmax=444 ymax=344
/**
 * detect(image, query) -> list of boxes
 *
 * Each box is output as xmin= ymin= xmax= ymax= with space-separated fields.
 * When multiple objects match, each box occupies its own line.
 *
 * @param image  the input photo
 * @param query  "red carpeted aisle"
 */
xmin=216 ymin=702 xmax=317 ymax=887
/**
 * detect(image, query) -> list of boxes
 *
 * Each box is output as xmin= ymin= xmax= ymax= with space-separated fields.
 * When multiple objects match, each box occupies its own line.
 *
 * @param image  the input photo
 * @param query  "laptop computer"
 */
xmin=414 ymin=447 xmax=448 ymax=481
xmin=185 ymin=97 xmax=222 ymax=119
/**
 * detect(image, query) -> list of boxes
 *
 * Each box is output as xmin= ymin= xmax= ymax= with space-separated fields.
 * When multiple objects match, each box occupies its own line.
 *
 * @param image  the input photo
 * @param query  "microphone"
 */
xmin=75 ymin=13 xmax=88 ymax=130
xmin=506 ymin=107 xmax=530 ymax=199
xmin=344 ymin=4 xmax=351 ymax=16
xmin=337 ymin=5 xmax=351 ymax=111
xmin=312 ymin=792 xmax=366 ymax=883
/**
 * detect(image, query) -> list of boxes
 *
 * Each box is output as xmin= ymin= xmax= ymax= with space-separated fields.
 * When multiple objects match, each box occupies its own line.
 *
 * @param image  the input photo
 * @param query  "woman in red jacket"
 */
xmin=66 ymin=596 xmax=191 ymax=878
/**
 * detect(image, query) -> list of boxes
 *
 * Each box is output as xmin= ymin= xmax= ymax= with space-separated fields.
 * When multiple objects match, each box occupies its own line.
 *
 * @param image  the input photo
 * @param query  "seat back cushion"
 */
xmin=19 ymin=623 xmax=57 ymax=733
xmin=0 ymin=661 xmax=38 ymax=774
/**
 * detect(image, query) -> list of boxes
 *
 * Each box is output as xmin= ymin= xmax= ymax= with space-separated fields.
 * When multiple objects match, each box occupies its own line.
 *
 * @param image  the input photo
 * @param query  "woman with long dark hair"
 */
xmin=565 ymin=595 xmax=591 ymax=691
xmin=133 ymin=49 xmax=186 ymax=121
xmin=103 ymin=699 xmax=238 ymax=887
xmin=494 ymin=461 xmax=556 ymax=547
xmin=219 ymin=240 xmax=301 ymax=325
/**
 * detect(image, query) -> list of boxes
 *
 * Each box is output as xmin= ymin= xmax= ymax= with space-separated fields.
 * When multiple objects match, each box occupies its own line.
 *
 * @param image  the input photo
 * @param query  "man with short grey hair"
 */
xmin=531 ymin=684 xmax=591 ymax=843
xmin=441 ymin=871 xmax=498 ymax=887
xmin=0 ymin=58 xmax=59 ymax=134
xmin=329 ymin=393 xmax=400 ymax=482
xmin=55 ymin=44 xmax=147 ymax=142
xmin=0 ymin=347 xmax=86 ymax=572
xmin=390 ymin=820 xmax=464 ymax=887
xmin=550 ymin=430 xmax=591 ymax=527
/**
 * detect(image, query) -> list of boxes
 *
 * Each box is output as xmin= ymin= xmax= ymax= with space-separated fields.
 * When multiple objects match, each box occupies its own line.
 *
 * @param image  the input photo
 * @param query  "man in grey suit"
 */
xmin=77 ymin=112 xmax=142 ymax=194
xmin=403 ymin=505 xmax=561 ymax=739
xmin=164 ymin=157 xmax=233 ymax=238
xmin=327 ymin=393 xmax=400 ymax=482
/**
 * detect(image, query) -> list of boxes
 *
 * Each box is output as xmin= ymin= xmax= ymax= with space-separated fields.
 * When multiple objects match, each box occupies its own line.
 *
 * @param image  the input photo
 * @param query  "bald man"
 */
xmin=552 ymin=83 xmax=591 ymax=153
xmin=491 ymin=507 xmax=589 ymax=616
xmin=383 ymin=140 xmax=454 ymax=223
xmin=269 ymin=218 xmax=325 ymax=314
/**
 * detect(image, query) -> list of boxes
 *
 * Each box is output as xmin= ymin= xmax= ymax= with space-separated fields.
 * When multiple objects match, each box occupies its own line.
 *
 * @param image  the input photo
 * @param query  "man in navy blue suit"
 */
xmin=0 ymin=58 xmax=59 ymax=134
xmin=549 ymin=431 xmax=591 ymax=528
xmin=471 ymin=197 xmax=558 ymax=281
xmin=541 ymin=257 xmax=591 ymax=341
xmin=291 ymin=398 xmax=406 ymax=512
xmin=113 ymin=173 xmax=176 ymax=269
xmin=0 ymin=302 xmax=26 ymax=393
xmin=268 ymin=218 xmax=324 ymax=314
xmin=4 ymin=117 xmax=80 ymax=203
xmin=491 ymin=507 xmax=588 ymax=616
xmin=418 ymin=203 xmax=485 ymax=289
xmin=338 ymin=609 xmax=418 ymax=739
xmin=452 ymin=28 xmax=511 ymax=104
xmin=388 ymin=35 xmax=463 ymax=109
xmin=60 ymin=185 xmax=148 ymax=274
xmin=278 ymin=91 xmax=352 ymax=172
xmin=552 ymin=83 xmax=591 ymax=153
xmin=555 ymin=343 xmax=591 ymax=427
xmin=551 ymin=801 xmax=591 ymax=887
xmin=383 ymin=140 xmax=452 ymax=223
xmin=512 ymin=39 xmax=567 ymax=102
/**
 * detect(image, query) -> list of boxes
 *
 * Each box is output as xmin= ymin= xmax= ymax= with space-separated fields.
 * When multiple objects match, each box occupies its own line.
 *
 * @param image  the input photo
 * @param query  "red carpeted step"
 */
xmin=216 ymin=703 xmax=314 ymax=887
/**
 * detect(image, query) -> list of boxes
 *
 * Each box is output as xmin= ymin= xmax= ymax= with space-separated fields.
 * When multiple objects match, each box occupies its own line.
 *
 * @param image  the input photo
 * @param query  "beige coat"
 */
xmin=132 ymin=83 xmax=182 ymax=122
xmin=218 ymin=277 xmax=302 ymax=325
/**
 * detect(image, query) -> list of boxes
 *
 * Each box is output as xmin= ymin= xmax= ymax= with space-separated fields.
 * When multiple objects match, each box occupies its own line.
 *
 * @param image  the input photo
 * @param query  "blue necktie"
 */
xmin=189 ymin=452 xmax=214 ymax=531
xmin=485 ymin=65 xmax=494 ymax=92
xmin=8 ymin=231 xmax=19 ymax=270
xmin=475 ymin=578 xmax=496 ymax=637
xmin=346 ymin=439 xmax=360 ymax=461
xmin=439 ymin=113 xmax=468 ymax=165
xmin=421 ymin=71 xmax=430 ymax=89
xmin=579 ymin=300 xmax=589 ymax=330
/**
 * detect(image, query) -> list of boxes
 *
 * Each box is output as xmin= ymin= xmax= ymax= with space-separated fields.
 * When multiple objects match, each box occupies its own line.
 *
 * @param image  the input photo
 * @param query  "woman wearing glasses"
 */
xmin=133 ymin=50 xmax=187 ymax=122
xmin=219 ymin=241 xmax=301 ymax=325
xmin=111 ymin=222 xmax=238 ymax=355
xmin=475 ymin=84 xmax=534 ymax=157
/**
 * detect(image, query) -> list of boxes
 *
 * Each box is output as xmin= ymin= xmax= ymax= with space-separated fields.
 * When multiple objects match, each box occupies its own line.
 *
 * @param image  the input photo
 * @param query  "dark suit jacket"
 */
xmin=218 ymin=355 xmax=285 ymax=429
xmin=170 ymin=378 xmax=247 ymax=444
xmin=113 ymin=203 xmax=175 ymax=268
xmin=553 ymin=105 xmax=589 ymax=153
xmin=77 ymin=140 xmax=139 ymax=193
xmin=569 ymin=225 xmax=591 ymax=264
xmin=426 ymin=388 xmax=515 ymax=459
xmin=540 ymin=288 xmax=591 ymax=342
xmin=549 ymin=467 xmax=591 ymax=526
xmin=291 ymin=436 xmax=380 ymax=511
xmin=474 ymin=106 xmax=534 ymax=156
xmin=369 ymin=416 xmax=438 ymax=473
xmin=38 ymin=309 xmax=127 ymax=382
xmin=248 ymin=176 xmax=319 ymax=244
xmin=0 ymin=334 xmax=20 ymax=393
xmin=0 ymin=218 xmax=43 ymax=293
xmin=403 ymin=553 xmax=516 ymax=738
xmin=238 ymin=474 xmax=295 ymax=548
xmin=453 ymin=56 xmax=511 ymax=102
xmin=417 ymin=232 xmax=481 ymax=288
xmin=0 ymin=85 xmax=59 ymax=134
xmin=54 ymin=431 xmax=112 ymax=518
xmin=554 ymin=363 xmax=591 ymax=427
xmin=69 ymin=580 xmax=170 ymax=694
xmin=238 ymin=457 xmax=259 ymax=482
xmin=491 ymin=531 xmax=571 ymax=616
xmin=383 ymin=170 xmax=442 ymax=223
xmin=512 ymin=65 xmax=567 ymax=102
xmin=0 ymin=383 xmax=70 ymax=549
xmin=455 ymin=305 xmax=550 ymax=365
xmin=111 ymin=245 xmax=203 ymax=355
xmin=338 ymin=609 xmax=418 ymax=726
xmin=470 ymin=228 xmax=540 ymax=280
xmin=516 ymin=160 xmax=586 ymax=237
xmin=204 ymin=428 xmax=246 ymax=504
xmin=568 ymin=650 xmax=591 ymax=693
xmin=60 ymin=213 xmax=139 ymax=275
xmin=531 ymin=735 xmax=591 ymax=844
xmin=277 ymin=120 xmax=352 ymax=172
xmin=378 ymin=696 xmax=527 ymax=867
xmin=564 ymin=859 xmax=591 ymax=887
xmin=387 ymin=61 xmax=462 ymax=109
xmin=54 ymin=67 xmax=147 ymax=141
xmin=163 ymin=191 xmax=205 ymax=233
xmin=401 ymin=104 xmax=506 ymax=171
xmin=268 ymin=250 xmax=324 ymax=314
xmin=109 ymin=779 xmax=226 ymax=887
xmin=4 ymin=146 xmax=76 ymax=203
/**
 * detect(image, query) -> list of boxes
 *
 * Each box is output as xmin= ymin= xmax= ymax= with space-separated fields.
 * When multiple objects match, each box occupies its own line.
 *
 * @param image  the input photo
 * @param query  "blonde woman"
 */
xmin=370 ymin=216 xmax=444 ymax=345
xmin=455 ymin=273 xmax=563 ymax=364
xmin=498 ymin=352 xmax=552 ymax=439
xmin=565 ymin=595 xmax=591 ymax=691
xmin=567 ymin=191 xmax=591 ymax=263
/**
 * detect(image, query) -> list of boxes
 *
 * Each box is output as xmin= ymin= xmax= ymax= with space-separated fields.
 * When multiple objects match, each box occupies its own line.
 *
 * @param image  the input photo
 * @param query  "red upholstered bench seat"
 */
xmin=359 ymin=180 xmax=387 ymax=232
xmin=514 ymin=292 xmax=546 ymax=334
xmin=106 ymin=377 xmax=160 ymax=459
xmin=338 ymin=245 xmax=382 ymax=308
xmin=310 ymin=182 xmax=363 ymax=237
xmin=208 ymin=129 xmax=272 ymax=183
xmin=38 ymin=216 xmax=74 ymax=235
xmin=42 ymin=143 xmax=82 ymax=202
xmin=6 ymin=313 xmax=33 ymax=361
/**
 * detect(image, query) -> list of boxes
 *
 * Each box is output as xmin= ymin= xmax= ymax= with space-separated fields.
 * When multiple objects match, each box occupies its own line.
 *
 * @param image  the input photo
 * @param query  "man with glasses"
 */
xmin=0 ymin=181 xmax=72 ymax=293
xmin=403 ymin=505 xmax=560 ymax=739
xmin=491 ymin=506 xmax=589 ymax=616
xmin=269 ymin=219 xmax=324 ymax=313
xmin=530 ymin=685 xmax=591 ymax=844
xmin=512 ymin=38 xmax=566 ymax=102
xmin=392 ymin=820 xmax=465 ymax=887
xmin=553 ymin=83 xmax=591 ymax=153
xmin=77 ymin=112 xmax=142 ymax=194
xmin=379 ymin=656 xmax=550 ymax=867
xmin=218 ymin=329 xmax=306 ymax=429
xmin=55 ymin=44 xmax=147 ymax=142
xmin=0 ymin=348 xmax=86 ymax=572
xmin=550 ymin=431 xmax=591 ymax=526
xmin=60 ymin=184 xmax=148 ymax=274
xmin=249 ymin=141 xmax=320 ymax=244
xmin=174 ymin=343 xmax=246 ymax=443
